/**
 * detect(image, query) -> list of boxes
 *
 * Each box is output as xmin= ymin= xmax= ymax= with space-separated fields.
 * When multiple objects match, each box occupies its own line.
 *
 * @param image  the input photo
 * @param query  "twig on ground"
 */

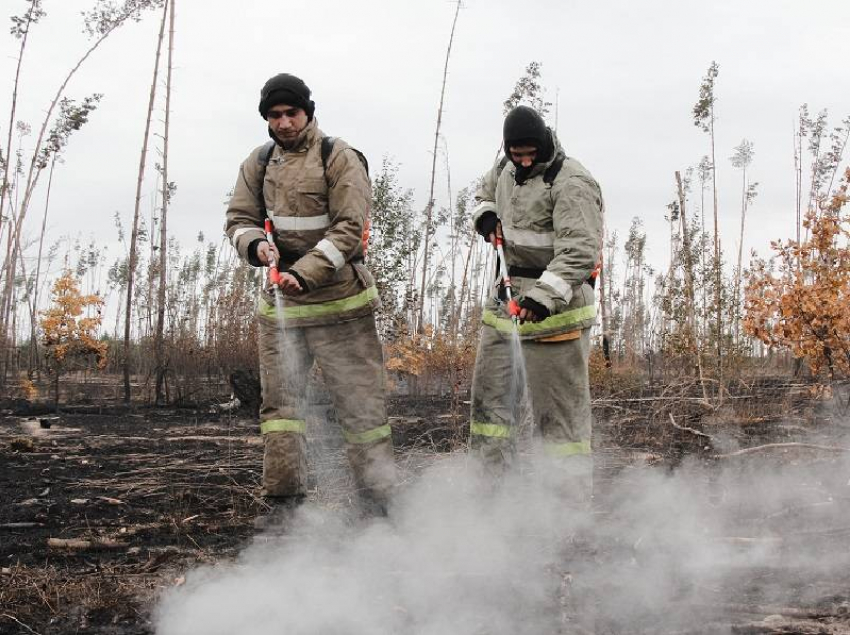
xmin=669 ymin=413 xmax=713 ymax=440
xmin=715 ymin=442 xmax=850 ymax=459
xmin=0 ymin=613 xmax=42 ymax=635
xmin=722 ymin=603 xmax=845 ymax=619
xmin=47 ymin=537 xmax=126 ymax=550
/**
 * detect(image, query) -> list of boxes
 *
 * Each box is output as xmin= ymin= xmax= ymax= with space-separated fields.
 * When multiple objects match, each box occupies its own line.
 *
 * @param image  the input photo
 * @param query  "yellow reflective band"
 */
xmin=483 ymin=304 xmax=596 ymax=336
xmin=544 ymin=440 xmax=592 ymax=457
xmin=343 ymin=424 xmax=392 ymax=444
xmin=259 ymin=286 xmax=378 ymax=320
xmin=470 ymin=421 xmax=512 ymax=439
xmin=260 ymin=419 xmax=307 ymax=435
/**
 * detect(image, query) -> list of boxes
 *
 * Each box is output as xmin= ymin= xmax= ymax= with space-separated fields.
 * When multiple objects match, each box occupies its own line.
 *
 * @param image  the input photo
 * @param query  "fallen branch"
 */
xmin=47 ymin=537 xmax=126 ymax=551
xmin=715 ymin=442 xmax=850 ymax=459
xmin=594 ymin=396 xmax=729 ymax=404
xmin=668 ymin=413 xmax=713 ymax=440
xmin=97 ymin=496 xmax=125 ymax=505
xmin=733 ymin=601 xmax=850 ymax=619
xmin=711 ymin=536 xmax=784 ymax=546
xmin=0 ymin=522 xmax=42 ymax=529
xmin=0 ymin=614 xmax=42 ymax=635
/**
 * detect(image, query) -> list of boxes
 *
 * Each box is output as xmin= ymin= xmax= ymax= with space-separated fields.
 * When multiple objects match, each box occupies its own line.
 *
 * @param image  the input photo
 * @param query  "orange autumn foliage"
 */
xmin=386 ymin=327 xmax=477 ymax=379
xmin=744 ymin=167 xmax=850 ymax=378
xmin=40 ymin=270 xmax=108 ymax=373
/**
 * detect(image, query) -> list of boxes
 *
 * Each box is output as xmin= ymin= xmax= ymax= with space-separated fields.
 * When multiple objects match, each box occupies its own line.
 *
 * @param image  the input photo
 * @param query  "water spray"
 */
xmin=264 ymin=219 xmax=281 ymax=289
xmin=494 ymin=225 xmax=520 ymax=325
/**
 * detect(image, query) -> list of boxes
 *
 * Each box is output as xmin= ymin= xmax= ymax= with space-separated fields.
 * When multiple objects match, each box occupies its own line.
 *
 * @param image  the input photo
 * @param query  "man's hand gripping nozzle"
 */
xmin=494 ymin=225 xmax=521 ymax=326
xmin=264 ymin=219 xmax=281 ymax=289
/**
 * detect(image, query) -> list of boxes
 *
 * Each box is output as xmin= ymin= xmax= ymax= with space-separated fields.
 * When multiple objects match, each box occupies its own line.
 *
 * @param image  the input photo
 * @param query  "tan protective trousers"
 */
xmin=257 ymin=312 xmax=396 ymax=503
xmin=469 ymin=325 xmax=593 ymax=502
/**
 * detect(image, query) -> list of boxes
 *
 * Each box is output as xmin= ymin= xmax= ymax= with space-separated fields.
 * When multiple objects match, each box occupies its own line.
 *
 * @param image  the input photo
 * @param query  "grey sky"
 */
xmin=3 ymin=0 xmax=849 ymax=290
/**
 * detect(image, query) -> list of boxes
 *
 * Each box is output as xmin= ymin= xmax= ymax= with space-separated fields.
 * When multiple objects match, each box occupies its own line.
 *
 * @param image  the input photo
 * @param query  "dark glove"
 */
xmin=475 ymin=211 xmax=499 ymax=242
xmin=247 ymin=238 xmax=265 ymax=267
xmin=518 ymin=296 xmax=550 ymax=321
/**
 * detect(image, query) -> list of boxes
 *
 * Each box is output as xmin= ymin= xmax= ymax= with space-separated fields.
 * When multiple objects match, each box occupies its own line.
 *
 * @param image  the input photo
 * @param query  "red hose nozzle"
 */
xmin=508 ymin=299 xmax=520 ymax=317
xmin=268 ymin=265 xmax=281 ymax=287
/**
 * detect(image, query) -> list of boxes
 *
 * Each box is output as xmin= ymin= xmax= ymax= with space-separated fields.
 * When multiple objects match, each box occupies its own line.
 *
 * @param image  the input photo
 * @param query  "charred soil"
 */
xmin=1 ymin=386 xmax=849 ymax=634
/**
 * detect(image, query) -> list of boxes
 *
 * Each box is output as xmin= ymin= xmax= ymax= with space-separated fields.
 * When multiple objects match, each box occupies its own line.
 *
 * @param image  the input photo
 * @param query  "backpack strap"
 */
xmin=496 ymin=155 xmax=509 ymax=178
xmin=254 ymin=141 xmax=276 ymax=216
xmin=543 ymin=154 xmax=565 ymax=187
xmin=321 ymin=136 xmax=369 ymax=178
xmin=321 ymin=136 xmax=335 ymax=173
xmin=258 ymin=140 xmax=275 ymax=167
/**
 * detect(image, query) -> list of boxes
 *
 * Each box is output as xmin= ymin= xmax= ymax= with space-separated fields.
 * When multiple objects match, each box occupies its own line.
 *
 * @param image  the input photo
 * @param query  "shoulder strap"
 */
xmin=350 ymin=148 xmax=369 ymax=176
xmin=543 ymin=154 xmax=564 ymax=187
xmin=321 ymin=136 xmax=369 ymax=179
xmin=321 ymin=136 xmax=335 ymax=172
xmin=254 ymin=141 xmax=276 ymax=216
xmin=496 ymin=155 xmax=509 ymax=178
xmin=258 ymin=140 xmax=275 ymax=167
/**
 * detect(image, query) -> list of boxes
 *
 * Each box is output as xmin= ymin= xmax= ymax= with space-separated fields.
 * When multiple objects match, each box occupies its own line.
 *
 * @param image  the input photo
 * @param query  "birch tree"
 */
xmin=693 ymin=61 xmax=723 ymax=388
xmin=154 ymin=0 xmax=176 ymax=405
xmin=729 ymin=139 xmax=756 ymax=344
xmin=417 ymin=0 xmax=461 ymax=334
xmin=123 ymin=0 xmax=168 ymax=403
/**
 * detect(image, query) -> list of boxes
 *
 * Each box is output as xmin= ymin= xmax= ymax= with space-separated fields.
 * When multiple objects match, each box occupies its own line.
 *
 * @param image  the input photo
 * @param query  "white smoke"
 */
xmin=155 ymin=447 xmax=850 ymax=634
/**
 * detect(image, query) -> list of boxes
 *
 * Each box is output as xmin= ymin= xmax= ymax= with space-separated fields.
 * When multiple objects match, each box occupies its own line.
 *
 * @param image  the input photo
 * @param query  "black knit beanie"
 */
xmin=503 ymin=105 xmax=553 ymax=164
xmin=258 ymin=73 xmax=316 ymax=120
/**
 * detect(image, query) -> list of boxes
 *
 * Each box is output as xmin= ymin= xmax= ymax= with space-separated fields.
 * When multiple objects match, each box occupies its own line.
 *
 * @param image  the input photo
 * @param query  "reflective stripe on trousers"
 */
xmin=344 ymin=424 xmax=392 ymax=444
xmin=471 ymin=421 xmax=591 ymax=456
xmin=260 ymin=419 xmax=391 ymax=444
xmin=261 ymin=419 xmax=306 ymax=435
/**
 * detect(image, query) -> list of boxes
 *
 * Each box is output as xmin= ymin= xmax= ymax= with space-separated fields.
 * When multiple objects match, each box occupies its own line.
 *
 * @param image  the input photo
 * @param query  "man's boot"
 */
xmin=357 ymin=489 xmax=389 ymax=519
xmin=253 ymin=494 xmax=305 ymax=531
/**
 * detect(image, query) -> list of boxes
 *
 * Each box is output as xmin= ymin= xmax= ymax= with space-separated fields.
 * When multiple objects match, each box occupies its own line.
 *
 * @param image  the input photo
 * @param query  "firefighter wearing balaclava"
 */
xmin=225 ymin=73 xmax=396 ymax=522
xmin=469 ymin=105 xmax=604 ymax=503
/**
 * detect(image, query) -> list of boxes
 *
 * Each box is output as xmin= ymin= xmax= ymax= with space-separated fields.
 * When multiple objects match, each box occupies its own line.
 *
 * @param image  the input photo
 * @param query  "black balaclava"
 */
xmin=258 ymin=73 xmax=316 ymax=121
xmin=503 ymin=105 xmax=554 ymax=184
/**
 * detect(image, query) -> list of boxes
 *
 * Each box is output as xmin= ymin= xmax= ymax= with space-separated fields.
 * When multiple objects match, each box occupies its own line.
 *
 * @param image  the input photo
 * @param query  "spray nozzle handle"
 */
xmin=268 ymin=264 xmax=281 ymax=288
xmin=508 ymin=299 xmax=520 ymax=318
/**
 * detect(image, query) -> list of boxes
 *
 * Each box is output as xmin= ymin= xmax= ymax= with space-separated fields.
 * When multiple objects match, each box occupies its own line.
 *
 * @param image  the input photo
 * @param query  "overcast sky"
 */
xmin=2 ymin=0 xmax=849 ymax=290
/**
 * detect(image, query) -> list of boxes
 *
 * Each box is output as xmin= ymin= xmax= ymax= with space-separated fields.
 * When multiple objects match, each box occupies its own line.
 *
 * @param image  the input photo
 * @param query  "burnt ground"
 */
xmin=1 ymin=387 xmax=849 ymax=634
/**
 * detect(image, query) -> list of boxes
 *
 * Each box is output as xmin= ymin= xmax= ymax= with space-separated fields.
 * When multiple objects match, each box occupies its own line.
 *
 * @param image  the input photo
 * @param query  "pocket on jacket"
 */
xmin=296 ymin=177 xmax=327 ymax=216
xmin=351 ymin=261 xmax=376 ymax=290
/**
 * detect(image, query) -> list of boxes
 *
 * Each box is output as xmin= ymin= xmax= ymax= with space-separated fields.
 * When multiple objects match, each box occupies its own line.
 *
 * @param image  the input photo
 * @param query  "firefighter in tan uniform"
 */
xmin=470 ymin=106 xmax=603 ymax=503
xmin=225 ymin=73 xmax=396 ymax=519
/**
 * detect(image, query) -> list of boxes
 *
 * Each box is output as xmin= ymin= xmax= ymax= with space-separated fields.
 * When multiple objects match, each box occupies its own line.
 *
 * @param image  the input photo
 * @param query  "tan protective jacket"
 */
xmin=472 ymin=130 xmax=604 ymax=339
xmin=225 ymin=119 xmax=378 ymax=327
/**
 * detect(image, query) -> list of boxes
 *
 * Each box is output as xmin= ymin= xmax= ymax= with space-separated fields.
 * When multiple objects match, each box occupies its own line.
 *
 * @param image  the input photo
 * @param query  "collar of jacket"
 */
xmin=268 ymin=117 xmax=321 ymax=153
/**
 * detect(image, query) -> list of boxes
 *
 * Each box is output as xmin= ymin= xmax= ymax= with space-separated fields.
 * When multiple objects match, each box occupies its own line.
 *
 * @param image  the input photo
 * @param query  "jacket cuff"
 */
xmin=286 ymin=269 xmax=309 ymax=292
xmin=247 ymin=239 xmax=265 ymax=267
